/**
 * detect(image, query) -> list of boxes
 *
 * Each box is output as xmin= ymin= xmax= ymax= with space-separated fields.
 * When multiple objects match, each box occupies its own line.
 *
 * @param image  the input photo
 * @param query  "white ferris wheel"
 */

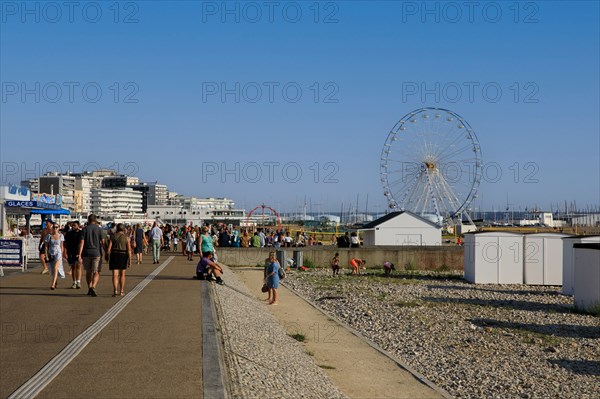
xmin=380 ymin=107 xmax=482 ymax=225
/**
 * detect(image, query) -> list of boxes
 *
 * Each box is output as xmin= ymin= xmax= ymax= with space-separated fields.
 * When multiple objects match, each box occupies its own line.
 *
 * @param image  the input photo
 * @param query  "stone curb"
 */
xmin=201 ymin=279 xmax=229 ymax=399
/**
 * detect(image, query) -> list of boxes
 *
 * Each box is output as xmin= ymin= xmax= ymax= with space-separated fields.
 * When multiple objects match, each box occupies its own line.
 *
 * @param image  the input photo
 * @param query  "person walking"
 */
xmin=78 ymin=214 xmax=104 ymax=297
xmin=133 ymin=224 xmax=145 ymax=264
xmin=185 ymin=226 xmax=196 ymax=261
xmin=266 ymin=251 xmax=280 ymax=305
xmin=45 ymin=222 xmax=66 ymax=290
xmin=200 ymin=226 xmax=214 ymax=257
xmin=107 ymin=223 xmax=132 ymax=296
xmin=64 ymin=220 xmax=83 ymax=289
xmin=38 ymin=220 xmax=53 ymax=274
xmin=150 ymin=222 xmax=163 ymax=264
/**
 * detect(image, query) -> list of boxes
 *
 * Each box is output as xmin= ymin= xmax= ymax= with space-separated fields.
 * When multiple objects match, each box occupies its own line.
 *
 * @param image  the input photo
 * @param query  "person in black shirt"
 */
xmin=337 ymin=232 xmax=350 ymax=248
xmin=64 ymin=221 xmax=84 ymax=289
xmin=219 ymin=230 xmax=231 ymax=247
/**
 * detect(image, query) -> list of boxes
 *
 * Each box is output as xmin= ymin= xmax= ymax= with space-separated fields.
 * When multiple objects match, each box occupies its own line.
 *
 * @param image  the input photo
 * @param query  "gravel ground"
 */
xmin=284 ymin=268 xmax=600 ymax=399
xmin=212 ymin=265 xmax=348 ymax=399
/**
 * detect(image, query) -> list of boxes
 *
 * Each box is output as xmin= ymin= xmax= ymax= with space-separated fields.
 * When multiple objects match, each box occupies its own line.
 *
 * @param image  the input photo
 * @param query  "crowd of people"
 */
xmin=32 ymin=218 xmax=377 ymax=303
xmin=39 ymin=215 xmax=134 ymax=296
xmin=134 ymin=225 xmax=361 ymax=260
xmin=36 ymin=218 xmax=238 ymax=294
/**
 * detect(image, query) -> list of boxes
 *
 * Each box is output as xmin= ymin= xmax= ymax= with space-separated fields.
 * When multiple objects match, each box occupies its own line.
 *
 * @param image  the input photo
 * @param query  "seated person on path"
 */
xmin=349 ymin=258 xmax=366 ymax=275
xmin=383 ymin=261 xmax=396 ymax=278
xmin=195 ymin=252 xmax=224 ymax=285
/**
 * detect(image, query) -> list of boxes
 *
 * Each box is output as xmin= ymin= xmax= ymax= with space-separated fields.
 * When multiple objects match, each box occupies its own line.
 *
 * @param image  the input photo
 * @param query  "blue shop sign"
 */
xmin=5 ymin=201 xmax=61 ymax=210
xmin=6 ymin=201 xmax=35 ymax=207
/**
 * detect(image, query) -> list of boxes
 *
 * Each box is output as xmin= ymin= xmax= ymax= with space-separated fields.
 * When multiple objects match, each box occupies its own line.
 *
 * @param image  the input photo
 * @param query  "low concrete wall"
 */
xmin=217 ymin=245 xmax=464 ymax=271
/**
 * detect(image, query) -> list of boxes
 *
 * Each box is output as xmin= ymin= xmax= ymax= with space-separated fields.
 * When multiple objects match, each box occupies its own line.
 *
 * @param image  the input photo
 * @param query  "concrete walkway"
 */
xmin=0 ymin=255 xmax=204 ymax=399
xmin=236 ymin=268 xmax=446 ymax=399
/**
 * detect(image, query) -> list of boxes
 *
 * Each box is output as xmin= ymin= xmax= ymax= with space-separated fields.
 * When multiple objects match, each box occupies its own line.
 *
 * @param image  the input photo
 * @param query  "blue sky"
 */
xmin=1 ymin=1 xmax=599 ymax=214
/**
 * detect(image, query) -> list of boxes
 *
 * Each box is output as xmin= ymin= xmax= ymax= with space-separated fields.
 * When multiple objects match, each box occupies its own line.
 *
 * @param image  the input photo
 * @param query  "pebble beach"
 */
xmin=284 ymin=268 xmax=600 ymax=399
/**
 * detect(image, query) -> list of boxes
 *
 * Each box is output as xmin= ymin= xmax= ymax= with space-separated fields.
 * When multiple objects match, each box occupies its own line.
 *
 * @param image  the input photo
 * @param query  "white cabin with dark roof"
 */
xmin=359 ymin=211 xmax=442 ymax=246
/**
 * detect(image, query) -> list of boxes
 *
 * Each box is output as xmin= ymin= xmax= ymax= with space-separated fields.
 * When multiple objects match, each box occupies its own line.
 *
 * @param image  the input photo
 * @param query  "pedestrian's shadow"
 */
xmin=423 ymin=296 xmax=574 ymax=314
xmin=154 ymin=275 xmax=197 ymax=281
xmin=427 ymin=284 xmax=563 ymax=297
xmin=0 ymin=291 xmax=81 ymax=297
xmin=469 ymin=318 xmax=600 ymax=339
xmin=216 ymin=283 xmax=262 ymax=302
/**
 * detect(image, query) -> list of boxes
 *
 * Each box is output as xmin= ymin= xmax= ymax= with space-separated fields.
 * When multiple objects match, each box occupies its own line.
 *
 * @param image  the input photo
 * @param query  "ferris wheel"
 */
xmin=380 ymin=107 xmax=482 ymax=224
xmin=246 ymin=204 xmax=281 ymax=231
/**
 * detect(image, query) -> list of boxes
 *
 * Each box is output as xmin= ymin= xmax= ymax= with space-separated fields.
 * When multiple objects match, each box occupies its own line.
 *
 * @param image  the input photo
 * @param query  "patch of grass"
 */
xmin=303 ymin=258 xmax=316 ymax=268
xmin=305 ymin=350 xmax=314 ymax=356
xmin=574 ymin=304 xmax=600 ymax=317
xmin=377 ymin=292 xmax=388 ymax=301
xmin=395 ymin=300 xmax=422 ymax=308
xmin=318 ymin=364 xmax=336 ymax=370
xmin=432 ymin=271 xmax=464 ymax=280
xmin=404 ymin=259 xmax=417 ymax=271
xmin=515 ymin=330 xmax=560 ymax=347
xmin=436 ymin=263 xmax=451 ymax=272
xmin=290 ymin=333 xmax=306 ymax=342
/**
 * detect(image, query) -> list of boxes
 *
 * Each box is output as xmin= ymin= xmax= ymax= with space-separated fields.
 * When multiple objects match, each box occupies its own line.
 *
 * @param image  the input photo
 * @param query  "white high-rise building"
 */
xmin=170 ymin=196 xmax=236 ymax=211
xmin=91 ymin=188 xmax=143 ymax=219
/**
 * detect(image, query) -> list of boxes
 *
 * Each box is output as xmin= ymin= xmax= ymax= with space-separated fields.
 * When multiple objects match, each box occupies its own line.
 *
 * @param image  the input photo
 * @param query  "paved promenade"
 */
xmin=0 ymin=256 xmax=205 ymax=399
xmin=1 ymin=256 xmax=446 ymax=399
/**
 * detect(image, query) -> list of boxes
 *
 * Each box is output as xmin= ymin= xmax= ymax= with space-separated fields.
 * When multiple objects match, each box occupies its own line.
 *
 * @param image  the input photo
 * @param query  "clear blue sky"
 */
xmin=1 ymin=1 xmax=599 ymax=214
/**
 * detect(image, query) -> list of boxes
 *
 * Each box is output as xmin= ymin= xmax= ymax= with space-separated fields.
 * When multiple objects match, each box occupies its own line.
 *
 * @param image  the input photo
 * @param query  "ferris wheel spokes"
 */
xmin=380 ymin=107 xmax=482 ymax=224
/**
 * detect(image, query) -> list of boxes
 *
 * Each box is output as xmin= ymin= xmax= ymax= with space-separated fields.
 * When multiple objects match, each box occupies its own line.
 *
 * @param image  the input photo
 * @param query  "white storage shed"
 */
xmin=573 ymin=243 xmax=600 ymax=312
xmin=523 ymin=233 xmax=571 ymax=285
xmin=562 ymin=235 xmax=600 ymax=295
xmin=464 ymin=232 xmax=524 ymax=284
xmin=360 ymin=211 xmax=441 ymax=246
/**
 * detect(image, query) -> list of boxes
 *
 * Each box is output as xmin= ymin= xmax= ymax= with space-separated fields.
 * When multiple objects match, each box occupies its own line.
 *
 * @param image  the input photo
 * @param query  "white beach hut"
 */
xmin=562 ymin=235 xmax=600 ymax=295
xmin=523 ymin=233 xmax=571 ymax=285
xmin=573 ymin=243 xmax=600 ymax=312
xmin=464 ymin=231 xmax=524 ymax=284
